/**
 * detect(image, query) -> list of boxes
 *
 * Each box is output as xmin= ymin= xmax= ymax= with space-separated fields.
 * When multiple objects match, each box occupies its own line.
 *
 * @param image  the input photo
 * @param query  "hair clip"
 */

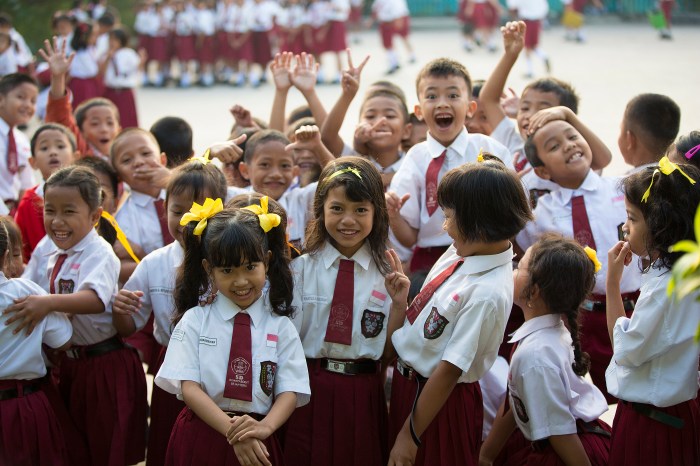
xmin=180 ymin=198 xmax=223 ymax=235
xmin=97 ymin=211 xmax=141 ymax=263
xmin=323 ymin=166 xmax=362 ymax=185
xmin=477 ymin=148 xmax=484 ymax=163
xmin=242 ymin=196 xmax=281 ymax=233
xmin=189 ymin=148 xmax=211 ymax=165
xmin=685 ymin=144 xmax=700 ymax=160
xmin=583 ymin=246 xmax=602 ymax=273
xmin=642 ymin=156 xmax=697 ymax=203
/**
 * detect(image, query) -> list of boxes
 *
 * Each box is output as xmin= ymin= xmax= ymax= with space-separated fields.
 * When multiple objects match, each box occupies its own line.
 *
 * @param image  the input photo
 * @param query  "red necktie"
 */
xmin=49 ymin=254 xmax=68 ymax=294
xmin=153 ymin=198 xmax=174 ymax=246
xmin=7 ymin=127 xmax=18 ymax=175
xmin=224 ymin=312 xmax=253 ymax=402
xmin=571 ymin=195 xmax=597 ymax=250
xmin=405 ymin=259 xmax=463 ymax=324
xmin=324 ymin=259 xmax=354 ymax=345
xmin=425 ymin=150 xmax=446 ymax=216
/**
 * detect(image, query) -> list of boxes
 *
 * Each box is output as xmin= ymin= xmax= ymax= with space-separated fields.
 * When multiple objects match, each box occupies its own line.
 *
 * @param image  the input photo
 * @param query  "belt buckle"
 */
xmin=65 ymin=347 xmax=81 ymax=359
xmin=326 ymin=360 xmax=346 ymax=374
xmin=397 ymin=360 xmax=414 ymax=380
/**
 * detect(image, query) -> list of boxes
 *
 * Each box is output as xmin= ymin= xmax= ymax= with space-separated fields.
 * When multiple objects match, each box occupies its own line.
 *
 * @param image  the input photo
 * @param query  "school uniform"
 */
xmin=506 ymin=0 xmax=548 ymax=49
xmin=0 ymin=44 xmax=18 ymax=76
xmin=515 ymin=169 xmax=642 ymax=402
xmin=390 ymin=244 xmax=514 ymax=466
xmin=285 ymin=242 xmax=391 ymax=466
xmin=223 ymin=3 xmax=254 ymax=64
xmin=306 ymin=1 xmax=330 ymax=55
xmin=155 ymin=292 xmax=310 ymax=466
xmin=326 ymin=0 xmax=350 ymax=53
xmin=372 ymin=0 xmax=409 ymax=50
xmin=8 ymin=28 xmax=32 ymax=70
xmin=14 ymin=183 xmax=46 ymax=261
xmin=45 ymin=92 xmax=107 ymax=160
xmin=103 ymin=47 xmax=141 ymax=129
xmin=94 ymin=32 xmax=110 ymax=61
xmin=0 ymin=117 xmax=34 ymax=210
xmin=174 ymin=8 xmax=197 ymax=62
xmin=22 ymin=235 xmax=56 ymax=290
xmin=134 ymin=8 xmax=157 ymax=60
xmin=277 ymin=4 xmax=306 ymax=54
xmin=46 ymin=229 xmax=147 ymax=466
xmin=250 ymin=0 xmax=280 ymax=66
xmin=115 ymin=189 xmax=171 ymax=255
xmin=122 ymin=241 xmax=184 ymax=466
xmin=507 ymin=314 xmax=611 ymax=465
xmin=388 ymin=128 xmax=512 ymax=272
xmin=68 ymin=47 xmax=102 ymax=110
xmin=195 ymin=6 xmax=218 ymax=66
xmin=606 ymin=265 xmax=700 ymax=466
xmin=150 ymin=9 xmax=173 ymax=64
xmin=0 ymin=274 xmax=72 ymax=466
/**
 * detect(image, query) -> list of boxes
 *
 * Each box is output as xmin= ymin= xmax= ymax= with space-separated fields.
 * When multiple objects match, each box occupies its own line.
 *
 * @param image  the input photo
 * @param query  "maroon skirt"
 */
xmin=227 ymin=32 xmax=254 ymax=62
xmin=389 ymin=363 xmax=483 ymax=466
xmin=251 ymin=31 xmax=272 ymax=66
xmin=279 ymin=30 xmax=305 ymax=55
xmin=125 ymin=313 xmax=161 ymax=374
xmin=198 ymin=35 xmax=217 ymax=65
xmin=68 ymin=76 xmax=103 ymax=110
xmin=284 ymin=359 xmax=388 ymax=466
xmin=166 ymin=407 xmax=285 ymax=466
xmin=379 ymin=21 xmax=395 ymax=49
xmin=138 ymin=34 xmax=151 ymax=56
xmin=59 ymin=343 xmax=148 ymax=466
xmin=493 ymin=428 xmax=530 ymax=466
xmin=409 ymin=245 xmax=449 ymax=274
xmin=522 ymin=19 xmax=541 ymax=49
xmin=147 ymin=346 xmax=187 ymax=466
xmin=103 ymin=87 xmax=138 ymax=129
xmin=609 ymin=399 xmax=700 ymax=466
xmin=326 ymin=20 xmax=347 ymax=53
xmin=472 ymin=3 xmax=498 ymax=29
xmin=175 ymin=35 xmax=196 ymax=61
xmin=150 ymin=36 xmax=171 ymax=63
xmin=0 ymin=379 xmax=67 ymax=466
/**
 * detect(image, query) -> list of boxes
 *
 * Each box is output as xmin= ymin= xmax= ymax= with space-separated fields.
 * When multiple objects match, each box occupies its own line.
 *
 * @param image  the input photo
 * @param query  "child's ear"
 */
xmin=160 ymin=152 xmax=167 ymax=166
xmin=238 ymin=162 xmax=250 ymax=181
xmin=28 ymin=157 xmax=36 ymax=169
xmin=466 ymin=100 xmax=478 ymax=119
xmin=533 ymin=166 xmax=552 ymax=181
xmin=90 ymin=206 xmax=103 ymax=226
xmin=413 ymin=105 xmax=423 ymax=121
xmin=625 ymin=130 xmax=637 ymax=153
xmin=401 ymin=122 xmax=413 ymax=141
xmin=202 ymin=258 xmax=211 ymax=275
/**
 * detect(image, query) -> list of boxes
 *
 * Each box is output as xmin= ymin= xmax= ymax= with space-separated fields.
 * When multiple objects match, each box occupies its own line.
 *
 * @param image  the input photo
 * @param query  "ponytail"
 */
xmin=565 ymin=309 xmax=591 ymax=377
xmin=173 ymin=221 xmax=209 ymax=326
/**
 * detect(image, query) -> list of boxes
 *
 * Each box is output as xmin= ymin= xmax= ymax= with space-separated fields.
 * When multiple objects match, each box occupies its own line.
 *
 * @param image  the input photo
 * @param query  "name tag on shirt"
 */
xmin=199 ymin=336 xmax=217 ymax=346
xmin=303 ymin=295 xmax=329 ymax=304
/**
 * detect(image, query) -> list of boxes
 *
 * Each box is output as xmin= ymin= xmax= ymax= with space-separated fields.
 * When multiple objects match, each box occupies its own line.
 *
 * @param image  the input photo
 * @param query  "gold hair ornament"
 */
xmin=242 ymin=196 xmax=281 ymax=233
xmin=477 ymin=148 xmax=484 ymax=163
xmin=641 ymin=156 xmax=696 ymax=203
xmin=180 ymin=198 xmax=224 ymax=235
xmin=584 ymin=246 xmax=602 ymax=273
xmin=188 ymin=148 xmax=212 ymax=165
xmin=323 ymin=167 xmax=362 ymax=185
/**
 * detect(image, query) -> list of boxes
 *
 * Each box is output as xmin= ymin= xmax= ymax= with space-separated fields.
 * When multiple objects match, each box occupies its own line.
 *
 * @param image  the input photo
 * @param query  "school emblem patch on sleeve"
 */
xmin=512 ymin=395 xmax=529 ymax=423
xmin=259 ymin=361 xmax=277 ymax=397
xmin=423 ymin=307 xmax=449 ymax=340
xmin=58 ymin=279 xmax=74 ymax=294
xmin=361 ymin=310 xmax=385 ymax=338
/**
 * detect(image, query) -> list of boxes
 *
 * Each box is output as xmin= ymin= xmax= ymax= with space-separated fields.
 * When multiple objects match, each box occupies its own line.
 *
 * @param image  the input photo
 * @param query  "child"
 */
xmin=388 ymin=161 xmax=532 ymax=465
xmin=155 ymin=204 xmax=310 ymax=466
xmin=148 ymin=1 xmax=174 ymax=87
xmin=0 ymin=73 xmax=39 ymax=215
xmin=463 ymin=0 xmax=503 ymax=52
xmin=113 ymin=159 xmax=228 ymax=466
xmin=4 ymin=166 xmax=148 ymax=465
xmin=52 ymin=11 xmax=75 ymax=57
xmin=0 ymin=221 xmax=73 ymax=466
xmin=68 ymin=22 xmax=102 ymax=109
xmin=277 ymin=0 xmax=306 ymax=55
xmin=504 ymin=0 xmax=549 ymax=78
xmin=516 ymin=119 xmax=642 ymax=402
xmin=150 ymin=115 xmax=195 ymax=167
xmin=194 ymin=0 xmax=217 ymax=87
xmin=0 ymin=32 xmax=17 ymax=76
xmin=606 ymin=160 xmax=700 ymax=465
xmin=112 ymin=128 xmax=172 ymax=255
xmin=324 ymin=0 xmax=351 ymax=83
xmin=0 ymin=216 xmax=24 ymax=277
xmin=94 ymin=11 xmax=116 ymax=59
xmin=371 ymin=0 xmax=415 ymax=74
xmin=668 ymin=130 xmax=700 ymax=169
xmin=283 ymin=156 xmax=405 ymax=466
xmin=42 ymin=37 xmax=121 ymax=160
xmin=480 ymin=234 xmax=611 ymax=466
xmin=15 ymin=123 xmax=77 ymax=261
xmin=618 ymin=93 xmax=681 ymax=173
xmin=249 ymin=0 xmax=279 ymax=87
xmin=386 ymin=58 xmax=512 ymax=274
xmin=102 ymin=27 xmax=141 ymax=129
xmin=173 ymin=1 xmax=197 ymax=88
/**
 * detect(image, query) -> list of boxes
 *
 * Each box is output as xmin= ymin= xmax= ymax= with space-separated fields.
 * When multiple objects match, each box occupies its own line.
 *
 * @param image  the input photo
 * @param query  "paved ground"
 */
xmin=135 ymin=19 xmax=700 ymax=177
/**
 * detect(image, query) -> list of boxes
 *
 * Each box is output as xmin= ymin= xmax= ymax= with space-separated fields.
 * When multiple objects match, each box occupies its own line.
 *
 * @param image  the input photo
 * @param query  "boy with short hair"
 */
xmin=618 ymin=93 xmax=681 ymax=173
xmin=386 ymin=57 xmax=512 ymax=273
xmin=150 ymin=116 xmax=194 ymax=167
xmin=0 ymin=73 xmax=39 ymax=215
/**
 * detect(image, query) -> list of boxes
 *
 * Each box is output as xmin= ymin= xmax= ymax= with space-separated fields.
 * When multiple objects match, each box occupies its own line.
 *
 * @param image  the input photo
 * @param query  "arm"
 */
xmin=479 ymin=401 xmax=517 ymax=466
xmin=227 ymin=391 xmax=297 ymax=443
xmin=182 ymin=380 xmax=235 ymax=436
xmin=381 ymin=249 xmax=410 ymax=370
xmin=269 ymin=52 xmax=294 ymax=132
xmin=290 ymin=53 xmax=327 ymax=128
xmin=549 ymin=434 xmax=592 ymax=466
xmin=606 ymin=241 xmax=630 ymax=343
xmin=479 ymin=22 xmax=524 ymax=129
xmin=112 ymin=289 xmax=143 ymax=337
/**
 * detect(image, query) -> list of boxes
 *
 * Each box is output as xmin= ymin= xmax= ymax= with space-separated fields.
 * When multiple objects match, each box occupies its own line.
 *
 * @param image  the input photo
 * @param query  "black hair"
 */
xmin=0 ymin=217 xmax=8 ymax=269
xmin=74 ymin=156 xmax=118 ymax=200
xmin=0 ymin=13 xmax=12 ymax=28
xmin=0 ymin=73 xmax=38 ymax=96
xmin=438 ymin=161 xmax=532 ymax=242
xmin=243 ymin=129 xmax=290 ymax=164
xmin=166 ymin=159 xmax=228 ymax=205
xmin=286 ymin=105 xmax=313 ymax=128
xmin=416 ymin=58 xmax=472 ymax=96
xmin=30 ymin=123 xmax=77 ymax=156
xmin=304 ymin=156 xmax=390 ymax=274
xmin=97 ymin=11 xmax=116 ymax=27
xmin=522 ymin=233 xmax=595 ymax=376
xmin=361 ymin=88 xmax=410 ymax=123
xmin=471 ymin=79 xmax=485 ymax=98
xmin=45 ymin=165 xmax=102 ymax=211
xmin=523 ymin=78 xmax=579 ymax=114
xmin=624 ymin=93 xmax=681 ymax=158
xmin=71 ymin=22 xmax=93 ymax=52
xmin=150 ymin=116 xmax=194 ymax=168
xmin=408 ymin=270 xmax=428 ymax=305
xmin=674 ymin=130 xmax=700 ymax=169
xmin=174 ymin=208 xmax=294 ymax=323
xmin=51 ymin=11 xmax=75 ymax=29
xmin=75 ymin=97 xmax=120 ymax=128
xmin=623 ymin=163 xmax=700 ymax=270
xmin=109 ymin=26 xmax=129 ymax=48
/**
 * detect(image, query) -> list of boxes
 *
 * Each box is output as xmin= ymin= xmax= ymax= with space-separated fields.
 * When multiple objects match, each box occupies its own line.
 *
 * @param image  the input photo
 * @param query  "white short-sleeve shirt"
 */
xmin=291 ymin=242 xmax=391 ymax=360
xmin=392 ymin=244 xmax=514 ymax=382
xmin=121 ymin=241 xmax=183 ymax=347
xmin=104 ymin=48 xmax=141 ymax=89
xmin=22 ymin=235 xmax=57 ymax=291
xmin=115 ymin=189 xmax=168 ymax=255
xmin=606 ymin=265 xmax=700 ymax=407
xmin=515 ymin=170 xmax=641 ymax=295
xmin=388 ymin=129 xmax=512 ymax=248
xmin=0 ymin=118 xmax=35 ymax=201
xmin=69 ymin=47 xmax=99 ymax=79
xmin=0 ymin=273 xmax=72 ymax=380
xmin=508 ymin=314 xmax=608 ymax=441
xmin=155 ymin=293 xmax=311 ymax=414
xmin=195 ymin=8 xmax=217 ymax=35
xmin=479 ymin=355 xmax=508 ymax=440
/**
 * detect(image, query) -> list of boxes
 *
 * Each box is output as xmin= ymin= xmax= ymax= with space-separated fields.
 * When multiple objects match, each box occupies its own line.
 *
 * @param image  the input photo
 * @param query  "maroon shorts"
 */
xmin=523 ymin=19 xmax=541 ymax=49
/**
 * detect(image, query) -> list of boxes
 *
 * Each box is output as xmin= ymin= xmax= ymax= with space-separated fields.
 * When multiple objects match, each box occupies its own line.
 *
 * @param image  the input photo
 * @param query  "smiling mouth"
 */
xmin=567 ymin=152 xmax=583 ymax=164
xmin=233 ymin=288 xmax=253 ymax=297
xmin=338 ymin=229 xmax=359 ymax=238
xmin=52 ymin=231 xmax=70 ymax=241
xmin=435 ymin=114 xmax=454 ymax=129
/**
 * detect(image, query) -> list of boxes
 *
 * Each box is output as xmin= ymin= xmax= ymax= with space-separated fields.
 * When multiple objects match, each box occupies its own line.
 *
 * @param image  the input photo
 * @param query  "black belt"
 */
xmin=65 ymin=335 xmax=125 ymax=359
xmin=313 ymin=358 xmax=379 ymax=376
xmin=623 ymin=400 xmax=685 ymax=429
xmin=0 ymin=379 xmax=42 ymax=401
xmin=582 ymin=291 xmax=639 ymax=312
xmin=395 ymin=358 xmax=427 ymax=383
xmin=532 ymin=420 xmax=611 ymax=452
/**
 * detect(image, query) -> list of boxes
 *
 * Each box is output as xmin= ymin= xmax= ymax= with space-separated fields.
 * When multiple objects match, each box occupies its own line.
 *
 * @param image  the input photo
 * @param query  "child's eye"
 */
xmin=549 ymin=144 xmax=559 ymax=151
xmin=246 ymin=264 xmax=257 ymax=271
xmin=221 ymin=268 xmax=232 ymax=274
xmin=356 ymin=207 xmax=368 ymax=213
xmin=449 ymin=93 xmax=459 ymax=99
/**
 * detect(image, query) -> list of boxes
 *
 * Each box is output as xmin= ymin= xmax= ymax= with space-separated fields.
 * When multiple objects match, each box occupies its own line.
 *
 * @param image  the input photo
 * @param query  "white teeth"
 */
xmin=54 ymin=232 xmax=69 ymax=239
xmin=567 ymin=152 xmax=582 ymax=163
xmin=234 ymin=290 xmax=250 ymax=296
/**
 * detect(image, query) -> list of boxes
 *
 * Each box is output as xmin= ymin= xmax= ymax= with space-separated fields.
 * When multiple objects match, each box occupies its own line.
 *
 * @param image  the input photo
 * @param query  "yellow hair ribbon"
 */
xmin=100 ymin=211 xmax=141 ymax=263
xmin=188 ymin=148 xmax=212 ymax=165
xmin=323 ymin=166 xmax=362 ymax=185
xmin=242 ymin=196 xmax=281 ymax=233
xmin=477 ymin=148 xmax=484 ymax=163
xmin=642 ymin=156 xmax=697 ymax=203
xmin=584 ymin=246 xmax=602 ymax=273
xmin=180 ymin=198 xmax=223 ymax=235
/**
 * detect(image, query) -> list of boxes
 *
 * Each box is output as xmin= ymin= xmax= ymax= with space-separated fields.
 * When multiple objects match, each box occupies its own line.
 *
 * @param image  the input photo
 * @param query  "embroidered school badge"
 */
xmin=361 ymin=310 xmax=385 ymax=338
xmin=512 ymin=395 xmax=529 ymax=423
xmin=259 ymin=361 xmax=277 ymax=397
xmin=423 ymin=307 xmax=449 ymax=340
xmin=58 ymin=279 xmax=74 ymax=294
xmin=231 ymin=357 xmax=251 ymax=377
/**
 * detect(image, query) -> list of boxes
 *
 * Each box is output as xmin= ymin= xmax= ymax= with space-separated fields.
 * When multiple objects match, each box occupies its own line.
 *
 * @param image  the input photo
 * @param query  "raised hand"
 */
xmin=354 ymin=118 xmax=392 ymax=145
xmin=209 ymin=134 xmax=248 ymax=164
xmin=340 ymin=49 xmax=370 ymax=97
xmin=290 ymin=52 xmax=319 ymax=94
xmin=500 ymin=87 xmax=520 ymax=119
xmin=270 ymin=52 xmax=294 ymax=92
xmin=37 ymin=36 xmax=75 ymax=77
xmin=385 ymin=191 xmax=411 ymax=220
xmin=384 ymin=249 xmax=410 ymax=305
xmin=229 ymin=105 xmax=257 ymax=129
xmin=501 ymin=21 xmax=526 ymax=56
xmin=527 ymin=106 xmax=572 ymax=136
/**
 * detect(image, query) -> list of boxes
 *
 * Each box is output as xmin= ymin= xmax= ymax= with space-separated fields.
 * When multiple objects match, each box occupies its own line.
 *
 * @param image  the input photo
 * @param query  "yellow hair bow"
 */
xmin=642 ymin=156 xmax=696 ymax=203
xmin=188 ymin=148 xmax=212 ymax=165
xmin=97 ymin=211 xmax=141 ymax=263
xmin=323 ymin=166 xmax=362 ymax=185
xmin=584 ymin=246 xmax=602 ymax=273
xmin=180 ymin=198 xmax=223 ymax=235
xmin=243 ymin=196 xmax=281 ymax=233
xmin=477 ymin=148 xmax=484 ymax=163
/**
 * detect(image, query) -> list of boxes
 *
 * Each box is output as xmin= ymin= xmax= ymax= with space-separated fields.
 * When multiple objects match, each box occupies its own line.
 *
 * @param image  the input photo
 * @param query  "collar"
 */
xmin=320 ymin=241 xmax=372 ymax=271
xmin=212 ymin=291 xmax=266 ymax=329
xmin=128 ymin=189 xmax=166 ymax=207
xmin=0 ymin=271 xmax=7 ymax=285
xmin=36 ymin=182 xmax=45 ymax=198
xmin=508 ymin=313 xmax=563 ymax=343
xmin=0 ymin=117 xmax=10 ymax=135
xmin=457 ymin=243 xmax=514 ymax=275
xmin=643 ymin=261 xmax=669 ymax=283
xmin=426 ymin=128 xmax=469 ymax=160
xmin=552 ymin=169 xmax=601 ymax=205
xmin=57 ymin=228 xmax=99 ymax=255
